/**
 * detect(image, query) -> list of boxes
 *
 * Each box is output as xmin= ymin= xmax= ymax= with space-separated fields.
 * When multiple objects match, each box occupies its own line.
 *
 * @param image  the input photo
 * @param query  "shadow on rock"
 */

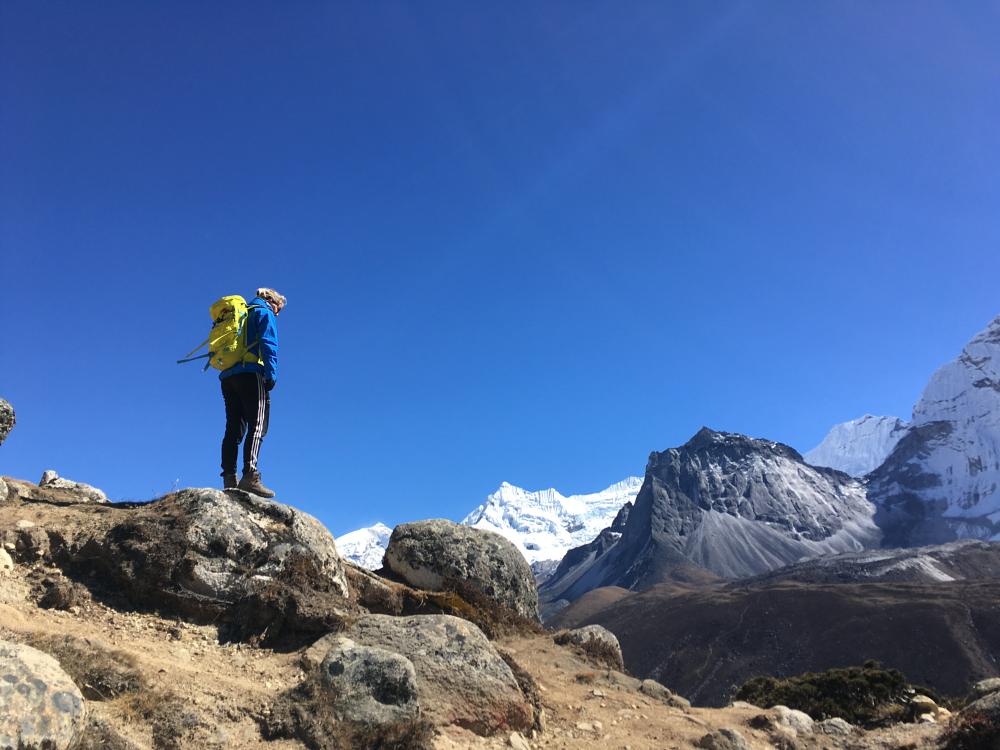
xmin=59 ymin=488 xmax=354 ymax=647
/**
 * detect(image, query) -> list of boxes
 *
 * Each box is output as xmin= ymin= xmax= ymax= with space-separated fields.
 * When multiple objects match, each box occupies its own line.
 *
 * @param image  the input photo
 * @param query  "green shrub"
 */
xmin=734 ymin=660 xmax=937 ymax=727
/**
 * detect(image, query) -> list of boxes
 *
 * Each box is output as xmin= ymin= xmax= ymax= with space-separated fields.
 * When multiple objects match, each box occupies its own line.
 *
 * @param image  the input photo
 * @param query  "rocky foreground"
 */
xmin=0 ymin=473 xmax=985 ymax=750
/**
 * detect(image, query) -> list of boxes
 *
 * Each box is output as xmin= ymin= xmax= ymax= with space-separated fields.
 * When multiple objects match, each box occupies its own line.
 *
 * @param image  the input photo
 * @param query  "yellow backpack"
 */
xmin=177 ymin=295 xmax=263 ymax=371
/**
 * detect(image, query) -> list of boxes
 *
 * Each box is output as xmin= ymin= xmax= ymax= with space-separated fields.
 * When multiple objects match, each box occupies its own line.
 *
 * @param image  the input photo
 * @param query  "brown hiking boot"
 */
xmin=222 ymin=474 xmax=238 ymax=489
xmin=238 ymin=470 xmax=275 ymax=498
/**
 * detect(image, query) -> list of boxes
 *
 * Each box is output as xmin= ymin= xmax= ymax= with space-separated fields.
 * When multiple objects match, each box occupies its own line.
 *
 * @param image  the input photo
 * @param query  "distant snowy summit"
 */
xmin=336 ymin=478 xmax=643 ymax=571
xmin=870 ymin=314 xmax=1000 ymax=544
xmin=809 ymin=313 xmax=1000 ymax=545
xmin=804 ymin=414 xmax=909 ymax=477
xmin=335 ymin=522 xmax=392 ymax=570
xmin=461 ymin=477 xmax=644 ymax=565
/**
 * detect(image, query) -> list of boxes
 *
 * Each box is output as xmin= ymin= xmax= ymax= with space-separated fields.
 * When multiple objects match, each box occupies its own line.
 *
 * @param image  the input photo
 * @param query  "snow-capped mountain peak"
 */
xmin=335 ymin=477 xmax=643 ymax=570
xmin=335 ymin=522 xmax=392 ymax=570
xmin=870 ymin=314 xmax=1000 ymax=542
xmin=461 ymin=477 xmax=643 ymax=564
xmin=804 ymin=414 xmax=909 ymax=477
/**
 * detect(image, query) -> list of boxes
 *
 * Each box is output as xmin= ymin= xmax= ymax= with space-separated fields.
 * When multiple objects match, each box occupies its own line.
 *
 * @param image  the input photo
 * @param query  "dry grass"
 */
xmin=23 ymin=632 xmax=145 ymax=701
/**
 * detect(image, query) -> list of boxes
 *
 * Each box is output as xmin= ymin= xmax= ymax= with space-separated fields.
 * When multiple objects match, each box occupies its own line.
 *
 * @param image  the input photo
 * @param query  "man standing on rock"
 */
xmin=220 ymin=287 xmax=286 ymax=498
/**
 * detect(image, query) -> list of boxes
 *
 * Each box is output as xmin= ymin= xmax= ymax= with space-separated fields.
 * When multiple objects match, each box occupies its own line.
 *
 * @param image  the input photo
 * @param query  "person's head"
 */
xmin=257 ymin=287 xmax=287 ymax=315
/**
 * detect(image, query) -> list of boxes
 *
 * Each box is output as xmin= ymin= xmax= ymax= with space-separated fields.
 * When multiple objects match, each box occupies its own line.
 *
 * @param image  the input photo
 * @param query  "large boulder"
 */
xmin=384 ymin=520 xmax=539 ymax=621
xmin=0 ymin=399 xmax=14 ymax=446
xmin=0 ymin=640 xmax=86 ymax=750
xmin=78 ymin=488 xmax=351 ymax=643
xmin=306 ymin=614 xmax=535 ymax=736
xmin=267 ymin=632 xmax=430 ymax=750
xmin=39 ymin=470 xmax=108 ymax=503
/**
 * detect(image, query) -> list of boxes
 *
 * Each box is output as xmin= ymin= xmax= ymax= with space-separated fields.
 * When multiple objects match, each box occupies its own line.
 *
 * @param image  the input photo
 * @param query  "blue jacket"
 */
xmin=219 ymin=296 xmax=279 ymax=385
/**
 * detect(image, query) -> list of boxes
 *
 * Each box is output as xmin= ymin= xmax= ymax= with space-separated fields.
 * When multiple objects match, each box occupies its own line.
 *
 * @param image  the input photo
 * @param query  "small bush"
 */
xmin=941 ymin=708 xmax=1000 ymax=750
xmin=24 ymin=633 xmax=145 ymax=701
xmin=734 ymin=660 xmax=936 ymax=727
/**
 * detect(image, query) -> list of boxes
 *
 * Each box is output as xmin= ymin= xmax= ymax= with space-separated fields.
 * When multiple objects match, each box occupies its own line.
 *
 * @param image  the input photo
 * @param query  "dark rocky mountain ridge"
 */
xmin=539 ymin=427 xmax=879 ymax=616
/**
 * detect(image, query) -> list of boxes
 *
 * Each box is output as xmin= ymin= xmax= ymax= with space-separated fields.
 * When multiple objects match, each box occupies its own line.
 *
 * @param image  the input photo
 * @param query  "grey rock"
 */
xmin=0 ymin=478 xmax=7 ymax=504
xmin=0 ymin=548 xmax=12 ymax=573
xmin=385 ymin=519 xmax=539 ymax=621
xmin=0 ymin=399 xmax=14 ymax=446
xmin=336 ymin=613 xmax=534 ymax=734
xmin=695 ymin=727 xmax=749 ymax=750
xmin=84 ymin=488 xmax=351 ymax=643
xmin=639 ymin=678 xmax=689 ymax=708
xmin=508 ymin=732 xmax=531 ymax=750
xmin=556 ymin=625 xmax=624 ymax=671
xmin=38 ymin=470 xmax=108 ymax=503
xmin=605 ymin=670 xmax=642 ymax=691
xmin=815 ymin=717 xmax=854 ymax=736
xmin=961 ymin=689 xmax=1000 ymax=721
xmin=0 ymin=640 xmax=86 ymax=750
xmin=774 ymin=705 xmax=814 ymax=735
xmin=971 ymin=677 xmax=1000 ymax=701
xmin=317 ymin=636 xmax=419 ymax=729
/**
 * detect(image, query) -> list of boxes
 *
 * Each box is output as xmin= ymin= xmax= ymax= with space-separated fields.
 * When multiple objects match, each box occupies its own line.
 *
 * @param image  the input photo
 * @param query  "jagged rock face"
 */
xmin=384 ymin=519 xmax=539 ymax=621
xmin=804 ymin=415 xmax=909 ymax=477
xmin=39 ymin=470 xmax=108 ymax=503
xmin=539 ymin=502 xmax=634 ymax=619
xmin=0 ymin=640 xmax=86 ymax=750
xmin=0 ymin=398 xmax=14 ymax=446
xmin=868 ymin=315 xmax=1000 ymax=545
xmin=541 ymin=428 xmax=879 ymax=606
xmin=77 ymin=488 xmax=351 ymax=643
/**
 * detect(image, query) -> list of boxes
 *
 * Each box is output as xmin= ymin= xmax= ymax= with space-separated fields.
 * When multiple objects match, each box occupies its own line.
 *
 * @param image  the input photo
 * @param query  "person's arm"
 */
xmin=252 ymin=307 xmax=279 ymax=387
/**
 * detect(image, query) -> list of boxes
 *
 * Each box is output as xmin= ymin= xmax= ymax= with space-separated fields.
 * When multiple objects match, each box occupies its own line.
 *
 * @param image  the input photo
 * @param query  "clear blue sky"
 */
xmin=3 ymin=2 xmax=999 ymax=537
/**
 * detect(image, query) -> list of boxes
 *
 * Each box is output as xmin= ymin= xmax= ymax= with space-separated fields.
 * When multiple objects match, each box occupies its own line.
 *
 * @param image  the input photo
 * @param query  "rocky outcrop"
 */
xmin=39 ymin=470 xmax=108 ymax=503
xmin=384 ymin=520 xmax=539 ymax=621
xmin=0 ymin=478 xmax=8 ymax=504
xmin=74 ymin=488 xmax=351 ymax=643
xmin=0 ymin=640 xmax=86 ymax=750
xmin=302 ymin=614 xmax=535 ymax=736
xmin=970 ymin=677 xmax=1000 ymax=701
xmin=554 ymin=624 xmax=624 ymax=671
xmin=0 ymin=398 xmax=14 ymax=446
xmin=695 ymin=728 xmax=749 ymax=750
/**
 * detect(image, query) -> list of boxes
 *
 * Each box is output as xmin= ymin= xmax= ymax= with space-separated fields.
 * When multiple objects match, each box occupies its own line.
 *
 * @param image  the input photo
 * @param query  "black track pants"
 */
xmin=221 ymin=372 xmax=270 ymax=475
